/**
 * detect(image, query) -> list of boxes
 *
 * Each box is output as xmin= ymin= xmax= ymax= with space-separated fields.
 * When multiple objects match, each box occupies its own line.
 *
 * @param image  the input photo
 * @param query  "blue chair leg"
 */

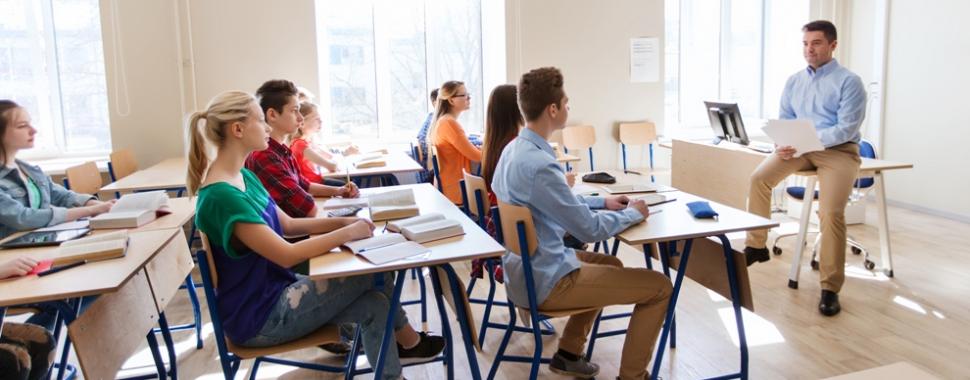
xmin=528 ymin=314 xmax=543 ymax=380
xmin=185 ymin=276 xmax=203 ymax=349
xmin=145 ymin=330 xmax=167 ymax=379
xmin=478 ymin=260 xmax=498 ymax=347
xmin=248 ymin=358 xmax=262 ymax=380
xmin=158 ymin=312 xmax=178 ymax=380
xmin=417 ymin=268 xmax=428 ymax=330
xmin=486 ymin=301 xmax=517 ymax=380
xmin=622 ymin=143 xmax=628 ymax=172
xmin=649 ymin=143 xmax=654 ymax=170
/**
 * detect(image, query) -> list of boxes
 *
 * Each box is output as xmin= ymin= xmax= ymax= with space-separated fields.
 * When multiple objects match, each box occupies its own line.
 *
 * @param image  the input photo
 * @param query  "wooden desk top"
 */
xmin=320 ymin=152 xmax=423 ymax=178
xmin=0 ymin=228 xmax=182 ymax=307
xmin=616 ymin=191 xmax=778 ymax=245
xmin=131 ymin=196 xmax=196 ymax=232
xmin=100 ymin=157 xmax=187 ymax=193
xmin=308 ymin=183 xmax=504 ymax=280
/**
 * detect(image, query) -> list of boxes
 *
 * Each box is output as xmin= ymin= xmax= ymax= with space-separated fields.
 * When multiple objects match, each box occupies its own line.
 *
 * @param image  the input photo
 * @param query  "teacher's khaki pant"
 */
xmin=745 ymin=142 xmax=861 ymax=293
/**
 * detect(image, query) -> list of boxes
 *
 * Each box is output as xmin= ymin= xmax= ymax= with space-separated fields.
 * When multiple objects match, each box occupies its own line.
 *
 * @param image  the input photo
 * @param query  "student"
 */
xmin=291 ymin=101 xmax=347 ymax=187
xmin=427 ymin=81 xmax=482 ymax=204
xmin=480 ymin=84 xmax=523 ymax=199
xmin=245 ymin=80 xmax=359 ymax=218
xmin=492 ymin=67 xmax=672 ymax=380
xmin=0 ymin=100 xmax=115 ymax=239
xmin=186 ymin=91 xmax=444 ymax=379
xmin=744 ymin=20 xmax=866 ymax=317
xmin=0 ymin=257 xmax=57 ymax=380
xmin=415 ymin=88 xmax=438 ymax=160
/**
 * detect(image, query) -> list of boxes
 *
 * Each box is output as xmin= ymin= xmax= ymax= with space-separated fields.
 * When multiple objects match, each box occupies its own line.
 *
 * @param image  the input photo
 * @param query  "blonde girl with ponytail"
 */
xmin=188 ymin=91 xmax=442 ymax=378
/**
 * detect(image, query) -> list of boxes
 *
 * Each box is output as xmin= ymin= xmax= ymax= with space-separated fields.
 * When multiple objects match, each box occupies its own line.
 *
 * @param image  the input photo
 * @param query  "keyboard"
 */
xmin=746 ymin=141 xmax=774 ymax=153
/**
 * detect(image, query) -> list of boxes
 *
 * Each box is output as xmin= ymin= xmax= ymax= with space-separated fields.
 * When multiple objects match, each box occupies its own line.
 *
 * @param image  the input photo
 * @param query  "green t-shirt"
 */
xmin=25 ymin=175 xmax=41 ymax=209
xmin=195 ymin=169 xmax=274 ymax=258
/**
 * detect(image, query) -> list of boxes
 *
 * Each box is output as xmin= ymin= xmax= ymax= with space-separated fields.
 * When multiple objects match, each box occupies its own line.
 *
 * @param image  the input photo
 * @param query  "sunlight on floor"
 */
xmin=718 ymin=307 xmax=785 ymax=347
xmin=932 ymin=310 xmax=946 ymax=319
xmin=117 ymin=322 xmax=216 ymax=378
xmin=707 ymin=289 xmax=729 ymax=303
xmin=893 ymin=295 xmax=927 ymax=315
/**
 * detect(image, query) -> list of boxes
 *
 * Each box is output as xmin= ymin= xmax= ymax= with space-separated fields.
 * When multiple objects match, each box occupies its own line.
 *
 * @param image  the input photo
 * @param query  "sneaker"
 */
xmin=549 ymin=352 xmax=599 ymax=379
xmin=744 ymin=246 xmax=770 ymax=266
xmin=319 ymin=341 xmax=352 ymax=356
xmin=397 ymin=332 xmax=445 ymax=364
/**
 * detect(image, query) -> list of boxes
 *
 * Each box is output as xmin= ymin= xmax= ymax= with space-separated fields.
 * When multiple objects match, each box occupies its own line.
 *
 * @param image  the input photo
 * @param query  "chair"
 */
xmin=410 ymin=140 xmax=430 ymax=183
xmin=63 ymin=161 xmax=102 ymax=196
xmin=619 ymin=121 xmax=662 ymax=181
xmin=430 ymin=146 xmax=444 ymax=193
xmin=772 ymin=140 xmax=878 ymax=275
xmin=108 ymin=149 xmax=138 ymax=182
xmin=561 ymin=125 xmax=597 ymax=172
xmin=196 ymin=233 xmax=359 ymax=379
xmin=487 ymin=200 xmax=599 ymax=380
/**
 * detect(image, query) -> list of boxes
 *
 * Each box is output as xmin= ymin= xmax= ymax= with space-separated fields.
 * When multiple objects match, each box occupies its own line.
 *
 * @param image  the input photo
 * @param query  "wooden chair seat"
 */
xmin=226 ymin=324 xmax=341 ymax=359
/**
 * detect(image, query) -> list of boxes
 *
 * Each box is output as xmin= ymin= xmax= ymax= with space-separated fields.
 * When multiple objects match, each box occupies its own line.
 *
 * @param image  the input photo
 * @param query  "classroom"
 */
xmin=1 ymin=1 xmax=967 ymax=379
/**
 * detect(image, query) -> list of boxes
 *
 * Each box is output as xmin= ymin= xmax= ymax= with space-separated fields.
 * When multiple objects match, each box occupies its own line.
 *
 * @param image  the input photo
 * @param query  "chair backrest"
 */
xmin=430 ymin=146 xmax=443 ymax=192
xmin=562 ymin=125 xmax=596 ymax=150
xmin=64 ymin=161 xmax=102 ymax=195
xmin=495 ymin=200 xmax=538 ymax=256
xmin=195 ymin=232 xmax=236 ymax=373
xmin=855 ymin=140 xmax=877 ymax=189
xmin=108 ymin=149 xmax=138 ymax=181
xmin=618 ymin=122 xmax=657 ymax=146
xmin=462 ymin=171 xmax=490 ymax=221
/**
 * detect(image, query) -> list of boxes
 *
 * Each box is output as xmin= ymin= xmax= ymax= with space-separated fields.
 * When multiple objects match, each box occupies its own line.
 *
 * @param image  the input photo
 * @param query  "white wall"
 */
xmin=505 ymin=0 xmax=665 ymax=171
xmin=881 ymin=1 xmax=970 ymax=219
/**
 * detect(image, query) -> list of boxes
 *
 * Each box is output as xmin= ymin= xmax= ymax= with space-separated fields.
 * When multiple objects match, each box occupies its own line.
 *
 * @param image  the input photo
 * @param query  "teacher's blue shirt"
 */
xmin=779 ymin=59 xmax=867 ymax=148
xmin=492 ymin=128 xmax=644 ymax=306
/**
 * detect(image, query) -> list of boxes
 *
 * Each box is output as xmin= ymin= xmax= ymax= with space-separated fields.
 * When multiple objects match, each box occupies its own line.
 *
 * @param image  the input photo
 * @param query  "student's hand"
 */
xmin=87 ymin=199 xmax=116 ymax=216
xmin=343 ymin=217 xmax=376 ymax=231
xmin=343 ymin=145 xmax=360 ymax=156
xmin=0 ymin=257 xmax=38 ymax=279
xmin=565 ymin=171 xmax=577 ymax=188
xmin=604 ymin=195 xmax=630 ymax=211
xmin=338 ymin=182 xmax=360 ymax=198
xmin=775 ymin=145 xmax=797 ymax=160
xmin=341 ymin=220 xmax=374 ymax=241
xmin=628 ymin=199 xmax=650 ymax=219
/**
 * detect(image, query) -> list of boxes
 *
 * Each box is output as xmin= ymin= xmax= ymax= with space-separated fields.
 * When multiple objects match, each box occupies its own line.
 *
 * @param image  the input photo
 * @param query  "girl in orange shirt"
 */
xmin=427 ymin=81 xmax=482 ymax=204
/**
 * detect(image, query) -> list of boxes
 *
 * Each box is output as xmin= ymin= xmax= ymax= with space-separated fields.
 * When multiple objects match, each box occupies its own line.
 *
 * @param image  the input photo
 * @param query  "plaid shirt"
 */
xmin=245 ymin=139 xmax=315 ymax=218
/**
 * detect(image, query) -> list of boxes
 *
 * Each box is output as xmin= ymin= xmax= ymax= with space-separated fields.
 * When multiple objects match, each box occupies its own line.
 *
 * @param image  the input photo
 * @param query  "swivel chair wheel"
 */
xmin=772 ymin=246 xmax=783 ymax=255
xmin=851 ymin=246 xmax=862 ymax=255
xmin=864 ymin=259 xmax=876 ymax=270
xmin=810 ymin=260 xmax=819 ymax=271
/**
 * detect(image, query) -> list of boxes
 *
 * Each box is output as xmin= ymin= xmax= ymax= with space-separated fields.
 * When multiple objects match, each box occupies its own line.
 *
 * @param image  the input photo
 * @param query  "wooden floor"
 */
xmin=54 ymin=202 xmax=970 ymax=379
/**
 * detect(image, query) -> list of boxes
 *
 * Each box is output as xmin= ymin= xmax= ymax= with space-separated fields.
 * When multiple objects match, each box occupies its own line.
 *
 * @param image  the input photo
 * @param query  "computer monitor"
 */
xmin=704 ymin=101 xmax=750 ymax=145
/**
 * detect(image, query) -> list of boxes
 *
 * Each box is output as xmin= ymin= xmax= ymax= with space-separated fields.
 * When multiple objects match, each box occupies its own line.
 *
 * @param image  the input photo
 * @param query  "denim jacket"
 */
xmin=0 ymin=159 xmax=94 ymax=239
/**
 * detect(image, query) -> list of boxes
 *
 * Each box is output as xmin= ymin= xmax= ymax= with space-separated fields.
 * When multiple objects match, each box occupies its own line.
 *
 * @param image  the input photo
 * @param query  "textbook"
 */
xmin=400 ymin=218 xmax=464 ymax=243
xmin=386 ymin=213 xmax=446 ymax=233
xmin=343 ymin=233 xmax=430 ymax=265
xmin=368 ymin=189 xmax=419 ymax=221
xmin=54 ymin=230 xmax=129 ymax=265
xmin=355 ymin=158 xmax=387 ymax=169
xmin=89 ymin=191 xmax=171 ymax=229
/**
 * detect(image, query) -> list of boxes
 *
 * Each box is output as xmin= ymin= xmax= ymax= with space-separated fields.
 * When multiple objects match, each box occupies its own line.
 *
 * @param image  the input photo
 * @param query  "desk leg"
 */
xmin=716 ymin=235 xmax=749 ymax=380
xmin=649 ymin=239 xmax=693 ymax=380
xmin=145 ymin=331 xmax=167 ymax=379
xmin=440 ymin=264 xmax=483 ymax=380
xmin=789 ymin=177 xmax=817 ymax=289
xmin=874 ymin=172 xmax=894 ymax=277
xmin=428 ymin=267 xmax=455 ymax=379
xmin=158 ymin=313 xmax=177 ymax=380
xmin=374 ymin=270 xmax=407 ymax=380
xmin=657 ymin=242 xmax=676 ymax=349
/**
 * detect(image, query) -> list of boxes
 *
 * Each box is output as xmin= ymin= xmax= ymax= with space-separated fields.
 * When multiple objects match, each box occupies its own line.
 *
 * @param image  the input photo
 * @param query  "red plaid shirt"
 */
xmin=245 ymin=138 xmax=316 ymax=217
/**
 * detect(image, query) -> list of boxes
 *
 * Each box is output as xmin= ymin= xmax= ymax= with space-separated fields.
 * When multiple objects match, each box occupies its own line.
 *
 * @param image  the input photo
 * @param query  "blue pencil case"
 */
xmin=686 ymin=201 xmax=718 ymax=219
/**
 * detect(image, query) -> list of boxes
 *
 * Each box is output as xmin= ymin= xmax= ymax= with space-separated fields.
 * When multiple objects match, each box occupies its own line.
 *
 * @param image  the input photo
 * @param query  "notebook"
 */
xmin=343 ymin=233 xmax=430 ymax=265
xmin=368 ymin=189 xmax=419 ymax=221
xmin=604 ymin=183 xmax=659 ymax=194
xmin=54 ymin=230 xmax=129 ymax=265
xmin=89 ymin=191 xmax=171 ymax=229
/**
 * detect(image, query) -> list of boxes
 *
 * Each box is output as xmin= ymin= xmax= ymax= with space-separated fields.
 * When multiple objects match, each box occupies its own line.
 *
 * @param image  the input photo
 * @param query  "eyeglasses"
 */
xmin=453 ymin=94 xmax=470 ymax=99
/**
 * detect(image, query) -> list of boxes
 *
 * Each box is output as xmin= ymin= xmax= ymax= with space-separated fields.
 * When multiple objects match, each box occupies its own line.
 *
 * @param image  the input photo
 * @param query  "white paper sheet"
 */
xmin=761 ymin=119 xmax=825 ymax=157
xmin=630 ymin=37 xmax=660 ymax=83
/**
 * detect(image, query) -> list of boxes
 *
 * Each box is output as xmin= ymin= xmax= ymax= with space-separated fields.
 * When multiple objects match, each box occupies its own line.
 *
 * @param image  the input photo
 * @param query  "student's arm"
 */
xmin=530 ymin=162 xmax=644 ymax=243
xmin=48 ymin=180 xmax=95 ymax=208
xmin=817 ymin=74 xmax=867 ymax=148
xmin=233 ymin=217 xmax=374 ymax=268
xmin=442 ymin=120 xmax=483 ymax=162
xmin=0 ymin=192 xmax=109 ymax=230
xmin=0 ymin=257 xmax=38 ymax=279
xmin=275 ymin=207 xmax=371 ymax=236
xmin=304 ymin=147 xmax=338 ymax=172
xmin=308 ymin=182 xmax=359 ymax=198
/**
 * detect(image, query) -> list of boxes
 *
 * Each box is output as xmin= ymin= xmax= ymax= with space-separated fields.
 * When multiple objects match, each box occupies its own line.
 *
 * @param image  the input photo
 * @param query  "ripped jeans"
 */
xmin=241 ymin=273 xmax=408 ymax=379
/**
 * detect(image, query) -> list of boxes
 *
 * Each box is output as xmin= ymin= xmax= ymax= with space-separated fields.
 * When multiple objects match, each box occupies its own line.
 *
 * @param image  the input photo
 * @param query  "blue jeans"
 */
xmin=241 ymin=273 xmax=408 ymax=379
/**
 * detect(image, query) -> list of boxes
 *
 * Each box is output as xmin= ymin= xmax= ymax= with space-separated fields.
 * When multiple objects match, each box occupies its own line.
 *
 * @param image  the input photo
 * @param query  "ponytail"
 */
xmin=184 ymin=91 xmax=256 ymax=195
xmin=185 ymin=111 xmax=208 ymax=196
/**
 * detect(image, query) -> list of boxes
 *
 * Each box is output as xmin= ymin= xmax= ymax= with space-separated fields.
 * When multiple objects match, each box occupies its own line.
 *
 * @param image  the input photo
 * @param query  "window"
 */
xmin=0 ymin=0 xmax=111 ymax=158
xmin=665 ymin=0 xmax=809 ymax=130
xmin=315 ymin=0 xmax=485 ymax=143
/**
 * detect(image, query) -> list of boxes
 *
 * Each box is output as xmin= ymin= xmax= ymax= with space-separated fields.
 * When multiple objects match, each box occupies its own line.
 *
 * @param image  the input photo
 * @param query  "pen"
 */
xmin=38 ymin=260 xmax=87 ymax=276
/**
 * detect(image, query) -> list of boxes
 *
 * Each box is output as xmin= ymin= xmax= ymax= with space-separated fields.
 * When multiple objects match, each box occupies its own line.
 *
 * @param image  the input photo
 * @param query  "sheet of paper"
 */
xmin=630 ymin=37 xmax=660 ymax=83
xmin=761 ymin=119 xmax=825 ymax=157
xmin=357 ymin=241 xmax=430 ymax=265
xmin=37 ymin=220 xmax=90 ymax=232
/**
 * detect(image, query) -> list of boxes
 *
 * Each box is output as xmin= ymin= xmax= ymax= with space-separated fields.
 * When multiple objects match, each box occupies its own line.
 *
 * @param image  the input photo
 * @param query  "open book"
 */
xmin=321 ymin=197 xmax=369 ymax=210
xmin=343 ymin=233 xmax=430 ymax=265
xmin=355 ymin=158 xmax=387 ymax=169
xmin=386 ymin=213 xmax=465 ymax=243
xmin=54 ymin=230 xmax=129 ymax=265
xmin=90 ymin=191 xmax=171 ymax=229
xmin=368 ymin=189 xmax=419 ymax=221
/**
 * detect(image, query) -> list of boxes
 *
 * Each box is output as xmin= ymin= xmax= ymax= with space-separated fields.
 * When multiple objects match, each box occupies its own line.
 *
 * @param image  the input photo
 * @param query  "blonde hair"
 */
xmin=186 ymin=91 xmax=257 ymax=195
xmin=293 ymin=101 xmax=319 ymax=140
xmin=426 ymin=80 xmax=465 ymax=168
